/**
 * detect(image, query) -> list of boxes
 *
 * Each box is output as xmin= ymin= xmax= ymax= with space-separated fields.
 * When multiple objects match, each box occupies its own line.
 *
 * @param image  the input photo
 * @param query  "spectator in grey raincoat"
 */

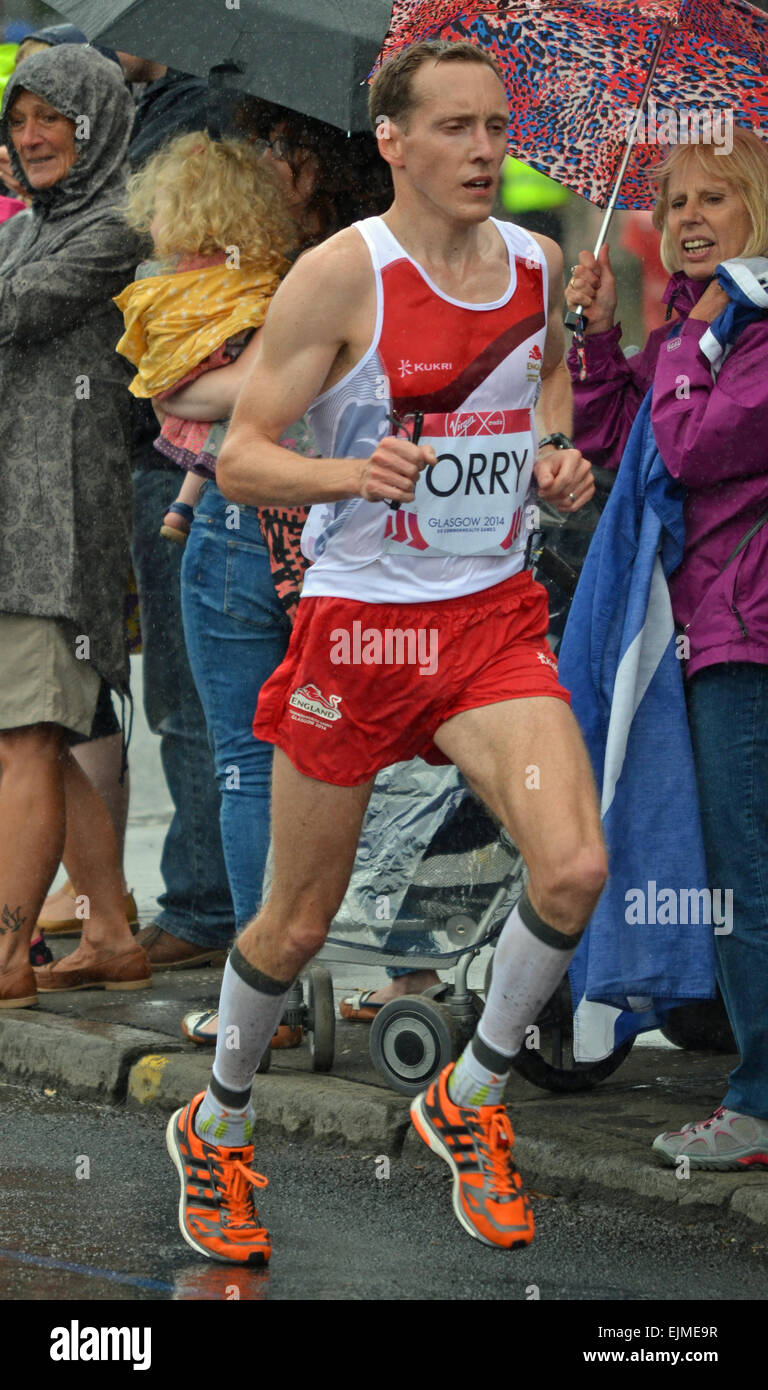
xmin=0 ymin=44 xmax=151 ymax=1006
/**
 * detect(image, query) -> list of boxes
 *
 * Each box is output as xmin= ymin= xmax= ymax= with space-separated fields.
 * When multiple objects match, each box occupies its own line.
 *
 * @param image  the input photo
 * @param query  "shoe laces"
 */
xmin=216 ymin=1155 xmax=269 ymax=1230
xmin=478 ymin=1109 xmax=518 ymax=1197
xmin=686 ymin=1105 xmax=727 ymax=1134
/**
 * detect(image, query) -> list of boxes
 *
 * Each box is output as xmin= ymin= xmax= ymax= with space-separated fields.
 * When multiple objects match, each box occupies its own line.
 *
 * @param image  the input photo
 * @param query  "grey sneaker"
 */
xmin=652 ymin=1105 xmax=768 ymax=1170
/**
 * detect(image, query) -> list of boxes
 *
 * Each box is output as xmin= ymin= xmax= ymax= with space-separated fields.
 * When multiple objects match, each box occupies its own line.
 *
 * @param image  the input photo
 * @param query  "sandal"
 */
xmin=339 ymin=989 xmax=386 ymax=1024
xmin=181 ymin=1007 xmax=219 ymax=1044
xmin=181 ymin=1008 xmax=302 ymax=1049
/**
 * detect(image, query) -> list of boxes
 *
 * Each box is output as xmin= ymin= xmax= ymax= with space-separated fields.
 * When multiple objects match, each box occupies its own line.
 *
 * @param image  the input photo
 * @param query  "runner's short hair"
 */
xmin=369 ymin=40 xmax=505 ymax=133
xmin=649 ymin=124 xmax=768 ymax=272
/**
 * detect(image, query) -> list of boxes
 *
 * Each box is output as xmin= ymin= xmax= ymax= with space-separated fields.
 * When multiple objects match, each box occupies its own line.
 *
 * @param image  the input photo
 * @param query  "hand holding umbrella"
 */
xmin=565 ymin=246 xmax=619 ymax=336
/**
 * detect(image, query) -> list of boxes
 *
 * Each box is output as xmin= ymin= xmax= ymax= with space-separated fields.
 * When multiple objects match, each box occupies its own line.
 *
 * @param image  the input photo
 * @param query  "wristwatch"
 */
xmin=538 ymin=432 xmax=574 ymax=451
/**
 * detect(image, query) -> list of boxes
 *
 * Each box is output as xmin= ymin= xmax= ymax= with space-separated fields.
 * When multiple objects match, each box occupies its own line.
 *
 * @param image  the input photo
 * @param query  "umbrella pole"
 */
xmin=565 ymin=20 xmax=671 ymax=329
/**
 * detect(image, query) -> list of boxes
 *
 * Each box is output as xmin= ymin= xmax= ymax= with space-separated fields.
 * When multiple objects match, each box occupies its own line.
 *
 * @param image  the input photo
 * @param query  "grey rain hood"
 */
xmin=0 ymin=44 xmax=134 ymax=224
xmin=0 ymin=44 xmax=144 ymax=698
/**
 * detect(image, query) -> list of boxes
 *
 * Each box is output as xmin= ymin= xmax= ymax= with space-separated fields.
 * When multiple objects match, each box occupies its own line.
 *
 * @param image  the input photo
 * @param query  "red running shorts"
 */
xmin=253 ymin=569 xmax=570 ymax=787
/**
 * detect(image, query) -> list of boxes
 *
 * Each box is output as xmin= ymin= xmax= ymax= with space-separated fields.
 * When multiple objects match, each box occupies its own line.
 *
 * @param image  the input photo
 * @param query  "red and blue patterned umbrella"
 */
xmin=375 ymin=0 xmax=768 ymax=210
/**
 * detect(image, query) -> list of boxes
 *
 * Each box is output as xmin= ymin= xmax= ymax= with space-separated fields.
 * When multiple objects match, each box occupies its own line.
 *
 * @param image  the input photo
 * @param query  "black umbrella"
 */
xmin=52 ymin=0 xmax=394 ymax=131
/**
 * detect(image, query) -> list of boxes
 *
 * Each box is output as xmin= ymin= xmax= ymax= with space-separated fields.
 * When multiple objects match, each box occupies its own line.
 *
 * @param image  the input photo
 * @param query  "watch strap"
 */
xmin=538 ymin=432 xmax=574 ymax=451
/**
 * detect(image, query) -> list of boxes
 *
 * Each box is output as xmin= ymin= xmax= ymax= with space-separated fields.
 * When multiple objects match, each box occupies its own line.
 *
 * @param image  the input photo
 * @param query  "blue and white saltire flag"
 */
xmin=699 ymin=256 xmax=768 ymax=375
xmin=558 ymin=392 xmax=716 ymax=1062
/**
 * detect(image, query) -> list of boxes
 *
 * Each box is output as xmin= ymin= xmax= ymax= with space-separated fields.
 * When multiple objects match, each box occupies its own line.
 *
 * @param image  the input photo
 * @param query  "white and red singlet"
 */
xmin=301 ymin=216 xmax=548 ymax=603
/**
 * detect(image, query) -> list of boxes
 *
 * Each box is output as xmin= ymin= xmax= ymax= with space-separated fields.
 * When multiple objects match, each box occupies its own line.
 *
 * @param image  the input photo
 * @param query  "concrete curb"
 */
xmin=126 ymin=1052 xmax=412 ymax=1150
xmin=0 ymin=1011 xmax=183 ymax=1101
xmin=0 ymin=1012 xmax=411 ymax=1150
xmin=513 ymin=1133 xmax=768 ymax=1227
xmin=3 ymin=1010 xmax=768 ymax=1227
xmin=418 ymin=1128 xmax=768 ymax=1230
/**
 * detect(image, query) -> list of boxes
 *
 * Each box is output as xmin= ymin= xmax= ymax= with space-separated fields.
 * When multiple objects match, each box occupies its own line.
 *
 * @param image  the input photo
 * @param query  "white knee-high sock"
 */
xmin=194 ymin=946 xmax=292 ymax=1147
xmin=478 ymin=893 xmax=582 ymax=1059
xmin=449 ymin=894 xmax=583 ymax=1108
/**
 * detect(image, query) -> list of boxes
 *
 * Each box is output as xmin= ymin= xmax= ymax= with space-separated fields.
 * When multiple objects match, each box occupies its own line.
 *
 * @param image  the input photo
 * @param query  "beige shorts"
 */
xmin=0 ymin=613 xmax=101 ymax=737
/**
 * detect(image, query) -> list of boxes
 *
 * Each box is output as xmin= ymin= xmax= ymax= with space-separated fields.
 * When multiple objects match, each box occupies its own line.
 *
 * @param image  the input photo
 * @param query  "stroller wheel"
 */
xmin=660 ymin=991 xmax=736 ymax=1053
xmin=306 ymin=966 xmax=335 ymax=1072
xmin=370 ymin=996 xmax=458 ymax=1097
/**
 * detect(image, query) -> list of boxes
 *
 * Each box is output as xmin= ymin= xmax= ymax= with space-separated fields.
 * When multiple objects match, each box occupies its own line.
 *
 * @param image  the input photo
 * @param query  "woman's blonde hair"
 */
xmin=649 ymin=124 xmax=768 ymax=273
xmin=122 ymin=130 xmax=297 ymax=270
xmin=14 ymin=39 xmax=53 ymax=67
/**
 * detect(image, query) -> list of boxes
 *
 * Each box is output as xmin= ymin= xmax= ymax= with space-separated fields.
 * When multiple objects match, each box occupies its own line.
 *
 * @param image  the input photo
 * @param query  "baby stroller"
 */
xmin=276 ymin=472 xmax=644 ymax=1097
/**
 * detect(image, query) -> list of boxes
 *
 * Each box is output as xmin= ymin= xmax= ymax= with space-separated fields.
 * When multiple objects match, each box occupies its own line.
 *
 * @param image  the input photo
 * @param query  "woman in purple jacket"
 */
xmin=566 ymin=125 xmax=768 ymax=1171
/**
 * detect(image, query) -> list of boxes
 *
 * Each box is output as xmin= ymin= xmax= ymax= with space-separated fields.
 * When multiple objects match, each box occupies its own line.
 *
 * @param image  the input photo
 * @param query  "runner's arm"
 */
xmin=216 ymin=237 xmax=434 ymax=507
xmin=156 ymin=330 xmax=263 ymax=421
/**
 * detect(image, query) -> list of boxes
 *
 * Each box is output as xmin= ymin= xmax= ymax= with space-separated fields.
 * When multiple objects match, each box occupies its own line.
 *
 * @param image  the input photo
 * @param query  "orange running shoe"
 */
xmin=410 ymin=1063 xmax=534 ymax=1250
xmin=166 ymin=1092 xmax=271 ymax=1265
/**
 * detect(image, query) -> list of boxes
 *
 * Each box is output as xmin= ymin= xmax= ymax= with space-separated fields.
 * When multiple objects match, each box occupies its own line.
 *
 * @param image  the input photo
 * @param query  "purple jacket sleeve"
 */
xmin=650 ymin=318 xmax=768 ymax=487
xmin=567 ymin=324 xmax=662 ymax=469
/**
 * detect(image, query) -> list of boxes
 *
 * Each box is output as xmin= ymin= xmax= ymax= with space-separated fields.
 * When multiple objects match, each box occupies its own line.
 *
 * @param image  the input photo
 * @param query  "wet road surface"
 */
xmin=1 ymin=1081 xmax=767 ymax=1303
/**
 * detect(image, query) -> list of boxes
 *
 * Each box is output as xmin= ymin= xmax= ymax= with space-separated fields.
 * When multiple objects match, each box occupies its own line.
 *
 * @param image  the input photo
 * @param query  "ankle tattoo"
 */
xmin=0 ymin=904 xmax=26 ymax=936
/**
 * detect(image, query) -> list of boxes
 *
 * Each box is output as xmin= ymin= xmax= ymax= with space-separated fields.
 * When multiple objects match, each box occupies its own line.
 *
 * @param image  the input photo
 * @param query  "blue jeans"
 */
xmin=131 ymin=470 xmax=235 ymax=947
xmin=180 ymin=483 xmax=291 ymax=930
xmin=687 ymin=663 xmax=768 ymax=1119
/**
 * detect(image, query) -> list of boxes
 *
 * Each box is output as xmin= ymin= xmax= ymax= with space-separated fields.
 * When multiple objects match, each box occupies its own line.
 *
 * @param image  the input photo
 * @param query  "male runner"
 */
xmin=166 ymin=40 xmax=607 ymax=1264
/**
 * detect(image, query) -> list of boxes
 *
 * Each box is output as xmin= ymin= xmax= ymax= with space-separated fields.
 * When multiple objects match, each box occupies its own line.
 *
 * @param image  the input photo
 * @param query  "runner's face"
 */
xmin=393 ymin=63 xmax=509 ymax=221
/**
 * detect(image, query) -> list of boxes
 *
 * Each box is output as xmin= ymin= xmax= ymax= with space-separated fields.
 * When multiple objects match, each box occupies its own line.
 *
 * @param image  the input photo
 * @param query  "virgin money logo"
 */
xmin=446 ymin=412 xmax=505 ymax=437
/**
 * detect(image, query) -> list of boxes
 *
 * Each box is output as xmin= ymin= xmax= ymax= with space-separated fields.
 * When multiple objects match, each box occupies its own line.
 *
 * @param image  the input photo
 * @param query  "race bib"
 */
xmin=382 ymin=408 xmax=535 ymax=556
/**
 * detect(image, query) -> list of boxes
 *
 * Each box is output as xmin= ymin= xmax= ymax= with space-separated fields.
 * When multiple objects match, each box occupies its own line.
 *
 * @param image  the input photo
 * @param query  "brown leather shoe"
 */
xmin=34 ymin=945 xmax=152 ymax=992
xmin=134 ymin=924 xmax=229 ymax=971
xmin=0 ymin=961 xmax=38 ymax=1008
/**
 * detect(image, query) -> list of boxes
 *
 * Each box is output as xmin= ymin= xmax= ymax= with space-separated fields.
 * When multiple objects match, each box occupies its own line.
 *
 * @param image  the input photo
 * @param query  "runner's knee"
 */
xmin=531 ymin=842 xmax=608 ymax=932
xmin=283 ymin=908 xmax=334 ymax=962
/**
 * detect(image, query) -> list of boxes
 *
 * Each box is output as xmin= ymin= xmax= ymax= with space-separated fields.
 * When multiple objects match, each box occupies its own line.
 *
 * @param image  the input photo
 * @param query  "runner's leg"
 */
xmin=434 ymin=696 xmax=606 ymax=1101
xmin=408 ymin=697 xmax=606 ymax=1250
xmin=195 ymin=750 xmax=375 ymax=1144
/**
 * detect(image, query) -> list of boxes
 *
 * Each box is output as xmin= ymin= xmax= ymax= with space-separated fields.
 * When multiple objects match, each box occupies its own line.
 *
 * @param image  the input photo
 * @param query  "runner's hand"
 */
xmin=534 ymin=447 xmax=594 ymax=512
xmin=359 ymin=436 xmax=437 ymax=504
xmin=565 ymin=246 xmax=617 ymax=334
